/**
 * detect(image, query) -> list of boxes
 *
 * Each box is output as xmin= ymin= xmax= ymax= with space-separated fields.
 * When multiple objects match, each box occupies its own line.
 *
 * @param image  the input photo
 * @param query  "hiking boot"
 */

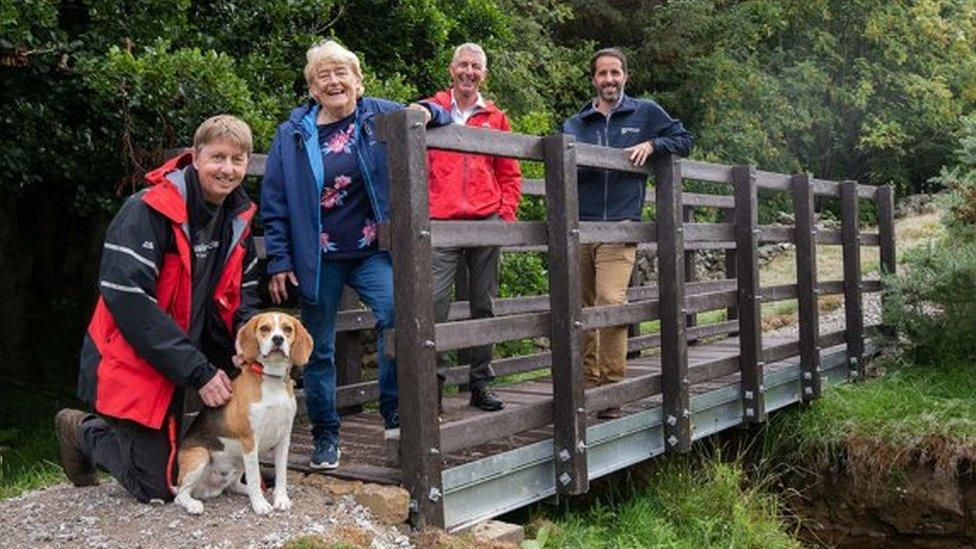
xmin=596 ymin=406 xmax=622 ymax=420
xmin=470 ymin=387 xmax=504 ymax=412
xmin=55 ymin=409 xmax=99 ymax=487
xmin=310 ymin=438 xmax=340 ymax=470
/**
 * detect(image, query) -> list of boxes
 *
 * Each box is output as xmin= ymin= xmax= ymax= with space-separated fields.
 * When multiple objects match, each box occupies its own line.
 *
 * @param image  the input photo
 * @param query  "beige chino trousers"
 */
xmin=579 ymin=242 xmax=638 ymax=385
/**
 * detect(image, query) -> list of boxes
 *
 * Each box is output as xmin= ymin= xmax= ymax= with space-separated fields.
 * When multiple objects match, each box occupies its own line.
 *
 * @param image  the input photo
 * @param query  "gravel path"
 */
xmin=764 ymin=290 xmax=882 ymax=340
xmin=0 ymin=477 xmax=411 ymax=548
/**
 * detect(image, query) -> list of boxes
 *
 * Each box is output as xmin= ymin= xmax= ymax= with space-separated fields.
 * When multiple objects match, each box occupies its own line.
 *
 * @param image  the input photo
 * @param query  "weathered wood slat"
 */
xmin=377 ymin=109 xmax=443 ymax=528
xmin=759 ymin=283 xmax=798 ymax=303
xmin=817 ymin=280 xmax=845 ymax=295
xmin=757 ymin=226 xmax=794 ymax=243
xmin=654 ymin=153 xmax=692 ymax=452
xmin=426 ymin=124 xmax=544 ymax=160
xmin=581 ymin=301 xmax=659 ymax=331
xmin=723 ymin=209 xmax=739 ymax=328
xmin=685 ymin=223 xmax=735 ymax=242
xmin=860 ymin=232 xmax=881 ymax=246
xmin=578 ymin=221 xmax=655 ymax=244
xmin=793 ymin=174 xmax=821 ymax=402
xmin=841 ymin=181 xmax=865 ymax=380
xmin=543 ymin=134 xmax=588 ymax=494
xmin=733 ymin=165 xmax=766 ymax=422
xmin=336 ymin=288 xmax=364 ymax=415
xmin=433 ymin=312 xmax=550 ymax=353
xmin=686 ymin=290 xmax=738 ymax=313
xmin=575 ymin=142 xmax=650 ymax=174
xmin=626 ymin=320 xmax=740 ymax=352
xmin=430 ymin=220 xmax=547 ymax=248
xmin=815 ymin=229 xmax=843 ymax=245
xmin=679 ymin=159 xmax=734 ymax=183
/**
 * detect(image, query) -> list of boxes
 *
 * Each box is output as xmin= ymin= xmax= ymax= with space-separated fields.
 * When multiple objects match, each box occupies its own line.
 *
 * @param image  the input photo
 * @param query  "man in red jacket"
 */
xmin=55 ymin=115 xmax=259 ymax=502
xmin=426 ymin=43 xmax=522 ymax=411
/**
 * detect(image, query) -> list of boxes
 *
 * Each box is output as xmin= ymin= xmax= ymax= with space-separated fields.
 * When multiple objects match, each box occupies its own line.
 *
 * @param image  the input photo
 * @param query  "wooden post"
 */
xmin=792 ymin=174 xmax=821 ymax=402
xmin=875 ymin=185 xmax=897 ymax=338
xmin=683 ymin=206 xmax=698 ymax=341
xmin=841 ymin=181 xmax=864 ymax=380
xmin=336 ymin=287 xmax=364 ymax=415
xmin=543 ymin=134 xmax=588 ymax=495
xmin=376 ymin=109 xmax=443 ymax=528
xmin=733 ymin=165 xmax=766 ymax=422
xmin=722 ymin=208 xmax=738 ymax=328
xmin=654 ymin=153 xmax=691 ymax=452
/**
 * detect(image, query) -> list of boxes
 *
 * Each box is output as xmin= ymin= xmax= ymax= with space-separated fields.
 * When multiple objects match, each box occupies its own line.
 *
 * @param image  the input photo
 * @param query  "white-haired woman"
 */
xmin=261 ymin=40 xmax=449 ymax=469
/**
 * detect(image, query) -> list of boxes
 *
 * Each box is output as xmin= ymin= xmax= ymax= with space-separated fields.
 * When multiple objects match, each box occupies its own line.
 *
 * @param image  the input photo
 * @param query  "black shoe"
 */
xmin=596 ymin=406 xmax=622 ymax=420
xmin=470 ymin=387 xmax=504 ymax=412
xmin=55 ymin=409 xmax=99 ymax=487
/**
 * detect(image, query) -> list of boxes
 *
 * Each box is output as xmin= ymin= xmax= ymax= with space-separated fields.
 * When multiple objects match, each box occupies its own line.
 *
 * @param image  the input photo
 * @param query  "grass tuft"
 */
xmin=527 ymin=454 xmax=799 ymax=548
xmin=0 ymin=389 xmax=65 ymax=499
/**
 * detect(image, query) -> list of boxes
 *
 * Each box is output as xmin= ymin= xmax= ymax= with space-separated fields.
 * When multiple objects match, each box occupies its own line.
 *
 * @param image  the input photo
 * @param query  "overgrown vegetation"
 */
xmin=522 ymin=454 xmax=799 ymax=548
xmin=765 ymin=121 xmax=976 ymax=478
xmin=0 ymin=388 xmax=64 ymax=499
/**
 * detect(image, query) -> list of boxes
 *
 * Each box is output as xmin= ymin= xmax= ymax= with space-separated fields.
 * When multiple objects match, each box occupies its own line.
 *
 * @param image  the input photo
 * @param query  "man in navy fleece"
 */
xmin=563 ymin=47 xmax=694 ymax=419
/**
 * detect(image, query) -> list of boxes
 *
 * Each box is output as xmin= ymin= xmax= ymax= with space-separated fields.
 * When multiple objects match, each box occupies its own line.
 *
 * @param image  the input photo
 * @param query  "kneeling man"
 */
xmin=56 ymin=115 xmax=260 ymax=502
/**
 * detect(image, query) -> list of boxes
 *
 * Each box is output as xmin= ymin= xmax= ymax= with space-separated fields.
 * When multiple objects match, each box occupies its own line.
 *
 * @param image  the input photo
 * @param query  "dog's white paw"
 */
xmin=273 ymin=494 xmax=292 ymax=511
xmin=251 ymin=497 xmax=273 ymax=515
xmin=178 ymin=498 xmax=204 ymax=515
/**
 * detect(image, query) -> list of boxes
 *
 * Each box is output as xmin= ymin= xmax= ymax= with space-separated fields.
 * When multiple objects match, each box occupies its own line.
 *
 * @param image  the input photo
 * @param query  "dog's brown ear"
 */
xmin=291 ymin=319 xmax=314 ymax=367
xmin=237 ymin=315 xmax=262 ymax=364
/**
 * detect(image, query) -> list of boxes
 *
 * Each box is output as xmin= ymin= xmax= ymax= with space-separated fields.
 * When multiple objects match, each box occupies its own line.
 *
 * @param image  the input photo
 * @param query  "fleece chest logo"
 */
xmin=620 ymin=127 xmax=641 ymax=135
xmin=142 ymin=241 xmax=154 ymax=250
xmin=193 ymin=240 xmax=219 ymax=259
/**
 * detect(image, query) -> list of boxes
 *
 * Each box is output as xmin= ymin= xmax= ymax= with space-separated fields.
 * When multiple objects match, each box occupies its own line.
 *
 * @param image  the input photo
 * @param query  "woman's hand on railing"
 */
xmin=406 ymin=102 xmax=432 ymax=125
xmin=626 ymin=140 xmax=654 ymax=167
xmin=269 ymin=271 xmax=298 ymax=305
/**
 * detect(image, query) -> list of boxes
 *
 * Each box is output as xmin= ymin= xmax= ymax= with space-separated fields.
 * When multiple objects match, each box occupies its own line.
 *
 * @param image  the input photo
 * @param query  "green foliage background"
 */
xmin=3 ymin=0 xmax=976 ymax=387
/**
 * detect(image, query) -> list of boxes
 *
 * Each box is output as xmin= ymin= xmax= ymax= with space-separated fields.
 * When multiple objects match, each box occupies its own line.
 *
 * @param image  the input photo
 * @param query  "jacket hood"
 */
xmin=141 ymin=152 xmax=254 ymax=225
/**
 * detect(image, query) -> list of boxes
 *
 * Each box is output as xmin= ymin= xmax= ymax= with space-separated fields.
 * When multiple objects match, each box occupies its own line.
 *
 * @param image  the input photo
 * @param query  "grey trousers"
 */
xmin=432 ymin=243 xmax=500 ymax=390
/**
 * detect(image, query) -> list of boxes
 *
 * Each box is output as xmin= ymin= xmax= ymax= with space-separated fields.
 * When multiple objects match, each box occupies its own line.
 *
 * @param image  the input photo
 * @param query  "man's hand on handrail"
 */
xmin=625 ymin=140 xmax=654 ymax=167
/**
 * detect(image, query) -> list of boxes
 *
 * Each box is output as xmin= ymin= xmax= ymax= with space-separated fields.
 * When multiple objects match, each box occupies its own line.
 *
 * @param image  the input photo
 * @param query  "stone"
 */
xmin=301 ymin=474 xmax=364 ymax=496
xmin=471 ymin=520 xmax=524 ymax=546
xmin=354 ymin=484 xmax=410 ymax=525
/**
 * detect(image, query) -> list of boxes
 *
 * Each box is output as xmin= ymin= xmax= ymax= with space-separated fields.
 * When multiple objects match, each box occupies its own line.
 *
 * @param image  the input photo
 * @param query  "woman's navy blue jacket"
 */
xmin=261 ymin=97 xmax=450 ymax=304
xmin=562 ymin=94 xmax=694 ymax=221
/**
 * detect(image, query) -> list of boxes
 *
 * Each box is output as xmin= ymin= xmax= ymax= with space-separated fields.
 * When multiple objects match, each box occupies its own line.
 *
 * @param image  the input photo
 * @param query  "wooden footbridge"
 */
xmin=242 ymin=109 xmax=896 ymax=530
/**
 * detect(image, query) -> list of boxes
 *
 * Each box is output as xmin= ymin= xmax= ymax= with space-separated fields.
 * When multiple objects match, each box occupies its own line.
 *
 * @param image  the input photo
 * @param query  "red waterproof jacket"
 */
xmin=77 ymin=153 xmax=258 ymax=429
xmin=426 ymin=90 xmax=522 ymax=221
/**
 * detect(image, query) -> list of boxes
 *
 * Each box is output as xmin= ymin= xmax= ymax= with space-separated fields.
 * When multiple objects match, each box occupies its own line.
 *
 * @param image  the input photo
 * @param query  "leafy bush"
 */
xmin=883 ymin=239 xmax=976 ymax=360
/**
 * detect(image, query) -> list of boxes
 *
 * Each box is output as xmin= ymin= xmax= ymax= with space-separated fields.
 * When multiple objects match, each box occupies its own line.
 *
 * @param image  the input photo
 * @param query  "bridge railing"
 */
xmin=181 ymin=108 xmax=894 ymax=527
xmin=373 ymin=109 xmax=894 ymax=527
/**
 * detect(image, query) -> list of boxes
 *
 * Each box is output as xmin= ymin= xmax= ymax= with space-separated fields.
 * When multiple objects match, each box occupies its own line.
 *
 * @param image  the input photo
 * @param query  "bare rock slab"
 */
xmin=354 ymin=484 xmax=410 ymax=525
xmin=472 ymin=520 xmax=525 ymax=545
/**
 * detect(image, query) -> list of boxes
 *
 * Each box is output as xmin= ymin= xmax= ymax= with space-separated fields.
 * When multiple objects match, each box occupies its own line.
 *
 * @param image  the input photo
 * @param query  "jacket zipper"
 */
xmin=603 ymin=112 xmax=612 ymax=221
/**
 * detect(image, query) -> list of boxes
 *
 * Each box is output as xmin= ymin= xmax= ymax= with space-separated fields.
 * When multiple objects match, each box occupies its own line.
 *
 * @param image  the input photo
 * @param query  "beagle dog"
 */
xmin=173 ymin=312 xmax=312 ymax=515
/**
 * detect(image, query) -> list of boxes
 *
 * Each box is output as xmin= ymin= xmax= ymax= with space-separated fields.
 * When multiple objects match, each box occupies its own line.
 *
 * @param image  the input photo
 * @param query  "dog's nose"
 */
xmin=272 ymin=335 xmax=284 ymax=347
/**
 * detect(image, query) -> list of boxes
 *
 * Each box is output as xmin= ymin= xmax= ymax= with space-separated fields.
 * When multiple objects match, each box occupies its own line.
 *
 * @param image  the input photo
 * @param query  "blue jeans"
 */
xmin=301 ymin=252 xmax=397 ymax=442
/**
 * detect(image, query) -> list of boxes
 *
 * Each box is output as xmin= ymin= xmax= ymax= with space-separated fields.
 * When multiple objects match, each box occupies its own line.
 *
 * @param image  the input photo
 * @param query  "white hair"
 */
xmin=303 ymin=40 xmax=364 ymax=96
xmin=452 ymin=42 xmax=487 ymax=68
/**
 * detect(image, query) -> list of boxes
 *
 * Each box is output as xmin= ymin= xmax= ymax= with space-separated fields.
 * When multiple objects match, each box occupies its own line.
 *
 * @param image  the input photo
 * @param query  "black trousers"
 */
xmin=78 ymin=413 xmax=175 ymax=502
xmin=431 ymin=243 xmax=500 ymax=390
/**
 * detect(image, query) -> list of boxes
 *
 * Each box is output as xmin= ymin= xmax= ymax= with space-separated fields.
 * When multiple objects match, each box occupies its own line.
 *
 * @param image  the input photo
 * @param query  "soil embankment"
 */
xmin=787 ymin=437 xmax=976 ymax=547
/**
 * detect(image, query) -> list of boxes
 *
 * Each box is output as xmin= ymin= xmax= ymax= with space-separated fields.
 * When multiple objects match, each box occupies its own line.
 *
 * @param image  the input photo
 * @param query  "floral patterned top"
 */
xmin=317 ymin=114 xmax=379 ymax=259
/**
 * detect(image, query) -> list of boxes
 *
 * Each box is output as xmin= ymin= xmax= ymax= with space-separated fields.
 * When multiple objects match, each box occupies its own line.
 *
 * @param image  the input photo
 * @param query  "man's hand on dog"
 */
xmin=199 ymin=369 xmax=234 ymax=407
